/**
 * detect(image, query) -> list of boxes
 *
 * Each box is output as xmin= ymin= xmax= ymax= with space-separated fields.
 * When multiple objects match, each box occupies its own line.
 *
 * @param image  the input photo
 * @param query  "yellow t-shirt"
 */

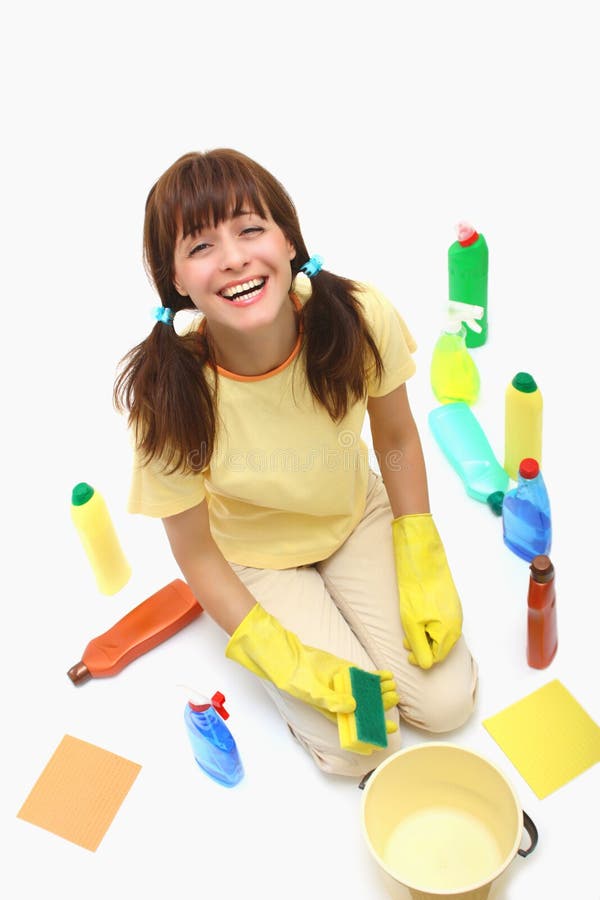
xmin=128 ymin=282 xmax=416 ymax=568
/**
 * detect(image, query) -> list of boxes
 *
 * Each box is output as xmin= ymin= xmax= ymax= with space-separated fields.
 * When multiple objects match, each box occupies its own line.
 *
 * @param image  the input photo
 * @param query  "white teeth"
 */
xmin=231 ymin=287 xmax=261 ymax=303
xmin=221 ymin=278 xmax=264 ymax=299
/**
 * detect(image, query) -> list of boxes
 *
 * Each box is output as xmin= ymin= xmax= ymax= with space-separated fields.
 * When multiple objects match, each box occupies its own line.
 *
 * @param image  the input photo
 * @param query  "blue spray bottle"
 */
xmin=183 ymin=688 xmax=244 ymax=787
xmin=502 ymin=458 xmax=552 ymax=562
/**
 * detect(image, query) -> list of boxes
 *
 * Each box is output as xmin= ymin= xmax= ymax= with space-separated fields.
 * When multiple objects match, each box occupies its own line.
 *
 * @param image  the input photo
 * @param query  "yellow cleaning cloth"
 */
xmin=17 ymin=734 xmax=142 ymax=851
xmin=483 ymin=680 xmax=600 ymax=799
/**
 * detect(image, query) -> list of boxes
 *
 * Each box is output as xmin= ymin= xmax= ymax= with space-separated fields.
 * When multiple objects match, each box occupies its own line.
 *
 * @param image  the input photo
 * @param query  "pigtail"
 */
xmin=300 ymin=268 xmax=384 ymax=421
xmin=113 ymin=320 xmax=217 ymax=475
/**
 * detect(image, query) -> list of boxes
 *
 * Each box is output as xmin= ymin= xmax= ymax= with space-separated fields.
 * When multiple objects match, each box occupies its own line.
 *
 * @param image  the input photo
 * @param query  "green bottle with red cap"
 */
xmin=448 ymin=222 xmax=489 ymax=348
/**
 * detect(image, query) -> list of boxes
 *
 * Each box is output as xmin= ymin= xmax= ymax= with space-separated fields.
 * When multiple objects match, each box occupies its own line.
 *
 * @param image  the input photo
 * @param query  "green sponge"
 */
xmin=334 ymin=666 xmax=388 ymax=755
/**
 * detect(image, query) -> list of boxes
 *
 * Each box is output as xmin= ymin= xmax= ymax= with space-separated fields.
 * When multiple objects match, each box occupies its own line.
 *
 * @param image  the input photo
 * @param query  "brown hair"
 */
xmin=113 ymin=149 xmax=384 ymax=473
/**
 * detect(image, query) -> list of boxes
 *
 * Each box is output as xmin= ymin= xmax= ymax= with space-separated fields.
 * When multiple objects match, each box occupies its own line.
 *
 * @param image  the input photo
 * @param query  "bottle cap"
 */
xmin=181 ymin=684 xmax=229 ymax=718
xmin=511 ymin=372 xmax=538 ymax=393
xmin=456 ymin=221 xmax=479 ymax=247
xmin=72 ymin=482 xmax=95 ymax=506
xmin=530 ymin=554 xmax=554 ymax=582
xmin=486 ymin=491 xmax=505 ymax=516
xmin=188 ymin=699 xmax=211 ymax=711
xmin=519 ymin=458 xmax=539 ymax=479
xmin=67 ymin=660 xmax=92 ymax=685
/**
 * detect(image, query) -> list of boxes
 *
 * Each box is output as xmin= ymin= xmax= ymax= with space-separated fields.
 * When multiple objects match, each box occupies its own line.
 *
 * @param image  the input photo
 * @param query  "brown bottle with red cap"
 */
xmin=527 ymin=555 xmax=557 ymax=669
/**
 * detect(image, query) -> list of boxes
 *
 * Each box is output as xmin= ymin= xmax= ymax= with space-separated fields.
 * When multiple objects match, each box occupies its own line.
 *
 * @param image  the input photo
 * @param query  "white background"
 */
xmin=2 ymin=1 xmax=599 ymax=898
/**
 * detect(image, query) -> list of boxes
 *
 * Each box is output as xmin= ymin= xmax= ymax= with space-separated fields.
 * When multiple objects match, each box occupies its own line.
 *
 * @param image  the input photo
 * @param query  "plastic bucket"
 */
xmin=359 ymin=743 xmax=537 ymax=900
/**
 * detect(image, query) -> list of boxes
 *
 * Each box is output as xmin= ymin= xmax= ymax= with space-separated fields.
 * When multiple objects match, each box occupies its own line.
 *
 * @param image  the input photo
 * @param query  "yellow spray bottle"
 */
xmin=430 ymin=301 xmax=484 ymax=405
xmin=70 ymin=482 xmax=132 ymax=595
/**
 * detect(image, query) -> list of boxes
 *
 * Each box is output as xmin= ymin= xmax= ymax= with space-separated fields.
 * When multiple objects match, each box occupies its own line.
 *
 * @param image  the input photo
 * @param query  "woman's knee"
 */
xmin=288 ymin=721 xmax=404 ymax=777
xmin=280 ymin=691 xmax=404 ymax=777
xmin=419 ymin=680 xmax=477 ymax=733
xmin=401 ymin=641 xmax=478 ymax=734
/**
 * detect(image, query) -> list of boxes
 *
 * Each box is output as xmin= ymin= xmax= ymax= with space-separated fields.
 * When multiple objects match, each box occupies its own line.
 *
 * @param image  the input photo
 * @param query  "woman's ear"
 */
xmin=288 ymin=242 xmax=296 ymax=262
xmin=173 ymin=278 xmax=187 ymax=297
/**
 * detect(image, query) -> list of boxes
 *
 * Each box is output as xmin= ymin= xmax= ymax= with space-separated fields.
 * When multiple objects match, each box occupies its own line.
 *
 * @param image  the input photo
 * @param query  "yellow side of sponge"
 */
xmin=334 ymin=668 xmax=378 ymax=755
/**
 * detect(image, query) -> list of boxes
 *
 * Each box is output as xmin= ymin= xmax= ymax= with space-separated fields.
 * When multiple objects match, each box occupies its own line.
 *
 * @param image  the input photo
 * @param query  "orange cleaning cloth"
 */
xmin=17 ymin=734 xmax=141 ymax=851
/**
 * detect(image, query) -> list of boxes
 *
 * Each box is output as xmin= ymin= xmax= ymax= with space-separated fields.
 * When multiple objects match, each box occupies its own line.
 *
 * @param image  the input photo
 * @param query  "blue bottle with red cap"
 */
xmin=502 ymin=458 xmax=552 ymax=562
xmin=183 ymin=689 xmax=244 ymax=787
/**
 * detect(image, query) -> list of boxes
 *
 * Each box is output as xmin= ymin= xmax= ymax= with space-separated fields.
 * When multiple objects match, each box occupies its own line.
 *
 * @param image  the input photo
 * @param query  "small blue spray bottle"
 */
xmin=502 ymin=458 xmax=552 ymax=562
xmin=183 ymin=688 xmax=244 ymax=787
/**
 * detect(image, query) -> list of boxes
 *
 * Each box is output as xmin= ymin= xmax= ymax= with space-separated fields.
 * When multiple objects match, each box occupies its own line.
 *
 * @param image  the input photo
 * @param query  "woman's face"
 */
xmin=172 ymin=209 xmax=296 ymax=333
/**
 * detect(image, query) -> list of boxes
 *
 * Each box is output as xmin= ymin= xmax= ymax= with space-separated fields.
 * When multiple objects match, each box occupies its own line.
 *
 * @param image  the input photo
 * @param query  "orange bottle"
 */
xmin=527 ymin=555 xmax=557 ymax=669
xmin=68 ymin=579 xmax=202 ymax=684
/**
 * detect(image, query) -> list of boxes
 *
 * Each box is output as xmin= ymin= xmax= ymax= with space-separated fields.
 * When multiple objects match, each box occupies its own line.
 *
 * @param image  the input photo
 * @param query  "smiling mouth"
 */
xmin=219 ymin=277 xmax=266 ymax=302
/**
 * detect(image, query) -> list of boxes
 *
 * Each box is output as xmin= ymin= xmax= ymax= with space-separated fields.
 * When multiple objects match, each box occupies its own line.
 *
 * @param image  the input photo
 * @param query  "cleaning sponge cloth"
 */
xmin=334 ymin=666 xmax=388 ymax=755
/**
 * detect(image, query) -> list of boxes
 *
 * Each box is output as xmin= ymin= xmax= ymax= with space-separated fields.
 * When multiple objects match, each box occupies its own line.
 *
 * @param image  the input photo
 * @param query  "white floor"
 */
xmin=3 ymin=3 xmax=599 ymax=898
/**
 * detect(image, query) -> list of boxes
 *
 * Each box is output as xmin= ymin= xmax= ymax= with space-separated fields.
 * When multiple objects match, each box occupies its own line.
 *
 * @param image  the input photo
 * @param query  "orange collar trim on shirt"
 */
xmin=200 ymin=292 xmax=304 ymax=383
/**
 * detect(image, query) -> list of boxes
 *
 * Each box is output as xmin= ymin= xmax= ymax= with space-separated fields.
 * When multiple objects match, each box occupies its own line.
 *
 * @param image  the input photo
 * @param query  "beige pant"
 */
xmin=229 ymin=471 xmax=478 ymax=776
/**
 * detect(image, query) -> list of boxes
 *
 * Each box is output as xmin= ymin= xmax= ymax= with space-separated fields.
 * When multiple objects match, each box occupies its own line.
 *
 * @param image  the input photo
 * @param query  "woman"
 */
xmin=114 ymin=148 xmax=477 ymax=775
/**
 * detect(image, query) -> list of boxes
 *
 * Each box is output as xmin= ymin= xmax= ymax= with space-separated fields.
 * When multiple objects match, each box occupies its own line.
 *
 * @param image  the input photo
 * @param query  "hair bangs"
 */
xmin=178 ymin=154 xmax=269 ymax=240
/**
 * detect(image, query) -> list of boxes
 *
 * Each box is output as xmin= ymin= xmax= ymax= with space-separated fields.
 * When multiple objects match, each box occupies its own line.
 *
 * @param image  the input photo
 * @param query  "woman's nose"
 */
xmin=218 ymin=235 xmax=249 ymax=271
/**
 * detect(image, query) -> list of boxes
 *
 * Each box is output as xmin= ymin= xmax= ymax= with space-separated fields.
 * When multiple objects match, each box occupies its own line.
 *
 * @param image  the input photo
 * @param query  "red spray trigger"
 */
xmin=211 ymin=691 xmax=229 ymax=720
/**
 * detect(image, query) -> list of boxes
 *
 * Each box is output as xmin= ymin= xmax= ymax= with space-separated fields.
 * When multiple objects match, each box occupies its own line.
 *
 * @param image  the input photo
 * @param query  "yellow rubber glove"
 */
xmin=391 ymin=513 xmax=463 ymax=669
xmin=226 ymin=603 xmax=399 ymax=726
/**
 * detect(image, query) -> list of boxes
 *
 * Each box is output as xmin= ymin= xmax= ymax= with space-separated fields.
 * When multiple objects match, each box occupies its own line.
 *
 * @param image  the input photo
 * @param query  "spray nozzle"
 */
xmin=445 ymin=300 xmax=484 ymax=334
xmin=177 ymin=684 xmax=230 ymax=719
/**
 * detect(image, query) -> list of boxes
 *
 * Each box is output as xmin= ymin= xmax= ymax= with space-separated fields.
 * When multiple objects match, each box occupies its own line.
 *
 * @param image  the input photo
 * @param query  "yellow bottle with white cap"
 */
xmin=504 ymin=373 xmax=543 ymax=480
xmin=70 ymin=482 xmax=131 ymax=595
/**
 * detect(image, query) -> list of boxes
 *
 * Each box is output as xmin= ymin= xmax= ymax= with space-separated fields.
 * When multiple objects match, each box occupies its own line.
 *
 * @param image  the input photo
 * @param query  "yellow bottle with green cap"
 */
xmin=70 ymin=482 xmax=132 ymax=595
xmin=504 ymin=373 xmax=543 ymax=480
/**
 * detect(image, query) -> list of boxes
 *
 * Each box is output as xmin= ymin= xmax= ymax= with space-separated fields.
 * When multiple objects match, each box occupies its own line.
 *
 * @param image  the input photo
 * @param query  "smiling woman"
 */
xmin=113 ymin=148 xmax=478 ymax=777
xmin=172 ymin=209 xmax=298 ymax=373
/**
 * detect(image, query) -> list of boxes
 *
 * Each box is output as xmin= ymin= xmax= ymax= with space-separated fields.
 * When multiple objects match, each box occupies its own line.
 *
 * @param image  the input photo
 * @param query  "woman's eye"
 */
xmin=189 ymin=242 xmax=209 ymax=256
xmin=241 ymin=226 xmax=264 ymax=236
